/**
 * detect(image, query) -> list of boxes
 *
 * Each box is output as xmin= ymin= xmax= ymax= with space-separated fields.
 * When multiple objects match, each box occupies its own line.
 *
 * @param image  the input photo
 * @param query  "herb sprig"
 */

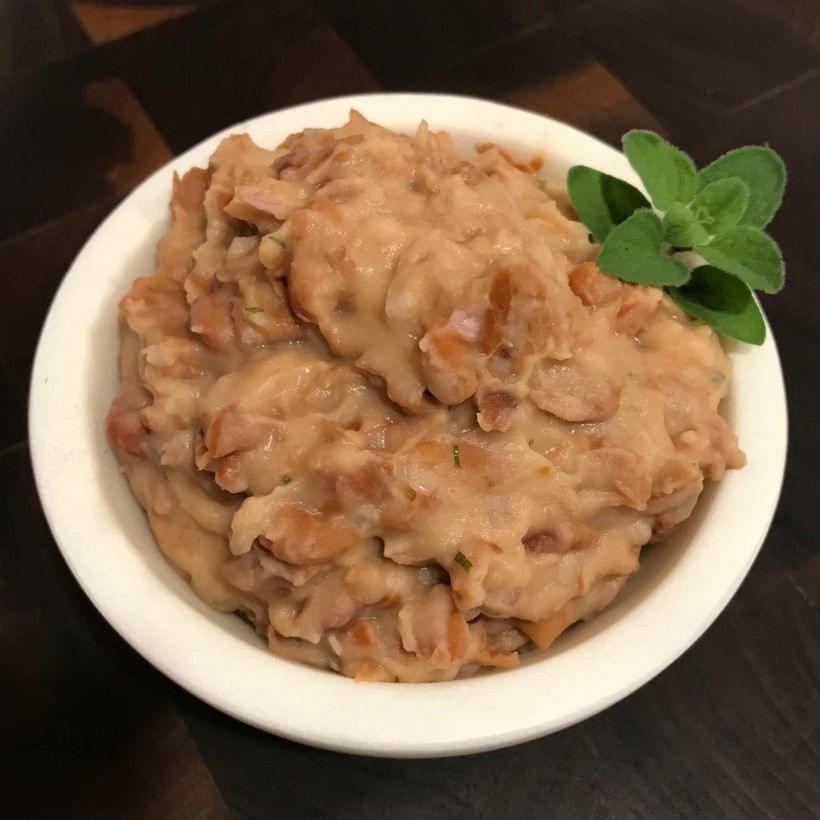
xmin=567 ymin=131 xmax=786 ymax=344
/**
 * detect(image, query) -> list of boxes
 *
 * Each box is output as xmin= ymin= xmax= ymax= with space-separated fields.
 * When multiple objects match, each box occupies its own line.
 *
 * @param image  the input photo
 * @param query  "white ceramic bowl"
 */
xmin=29 ymin=94 xmax=787 ymax=757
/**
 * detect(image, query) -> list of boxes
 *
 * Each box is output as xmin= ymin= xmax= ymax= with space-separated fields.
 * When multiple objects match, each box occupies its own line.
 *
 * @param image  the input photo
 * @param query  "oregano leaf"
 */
xmin=696 ymin=226 xmax=784 ymax=293
xmin=622 ymin=130 xmax=697 ymax=210
xmin=663 ymin=202 xmax=709 ymax=247
xmin=669 ymin=266 xmax=766 ymax=344
xmin=692 ymin=177 xmax=750 ymax=236
xmin=567 ymin=165 xmax=650 ymax=242
xmin=697 ymin=146 xmax=785 ymax=228
xmin=599 ymin=208 xmax=690 ymax=286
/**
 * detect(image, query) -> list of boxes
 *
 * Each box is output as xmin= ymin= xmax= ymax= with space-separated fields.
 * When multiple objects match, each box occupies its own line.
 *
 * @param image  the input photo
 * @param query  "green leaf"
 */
xmin=692 ymin=177 xmax=750 ymax=235
xmin=599 ymin=209 xmax=691 ymax=286
xmin=622 ymin=130 xmax=698 ymax=210
xmin=663 ymin=202 xmax=709 ymax=247
xmin=697 ymin=146 xmax=785 ymax=228
xmin=696 ymin=226 xmax=784 ymax=293
xmin=567 ymin=165 xmax=650 ymax=242
xmin=669 ymin=266 xmax=766 ymax=344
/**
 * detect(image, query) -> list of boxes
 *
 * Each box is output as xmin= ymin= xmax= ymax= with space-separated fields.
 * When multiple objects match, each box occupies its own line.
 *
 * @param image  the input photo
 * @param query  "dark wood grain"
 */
xmin=560 ymin=0 xmax=820 ymax=131
xmin=0 ymin=0 xmax=90 ymax=78
xmin=312 ymin=0 xmax=551 ymax=85
xmin=69 ymin=0 xmax=208 ymax=43
xmin=0 ymin=447 xmax=230 ymax=819
xmin=1 ymin=0 xmax=818 ymax=816
xmin=0 ymin=198 xmax=119 ymax=449
xmin=103 ymin=0 xmax=379 ymax=153
xmin=0 ymin=57 xmax=171 ymax=239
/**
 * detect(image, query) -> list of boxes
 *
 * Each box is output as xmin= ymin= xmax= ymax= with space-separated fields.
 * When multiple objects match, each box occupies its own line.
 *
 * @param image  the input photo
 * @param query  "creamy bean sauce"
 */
xmin=108 ymin=113 xmax=744 ymax=681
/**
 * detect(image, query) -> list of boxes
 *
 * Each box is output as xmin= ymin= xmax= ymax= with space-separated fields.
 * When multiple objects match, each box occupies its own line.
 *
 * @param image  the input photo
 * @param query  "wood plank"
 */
xmin=0 ymin=62 xmax=171 ymax=240
xmin=83 ymin=77 xmax=173 ymax=193
xmin=0 ymin=447 xmax=230 ymax=818
xmin=0 ymin=0 xmax=90 ymax=78
xmin=69 ymin=1 xmax=200 ymax=44
xmin=562 ymin=0 xmax=820 ymax=132
xmin=0 ymin=198 xmax=119 ymax=365
xmin=500 ymin=60 xmax=665 ymax=145
xmin=105 ymin=0 xmax=380 ymax=153
xmin=0 ymin=197 xmax=118 ymax=450
xmin=314 ymin=0 xmax=551 ymax=85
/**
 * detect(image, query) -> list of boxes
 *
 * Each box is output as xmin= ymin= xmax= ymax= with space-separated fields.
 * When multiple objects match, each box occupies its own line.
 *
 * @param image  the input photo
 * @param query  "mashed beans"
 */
xmin=107 ymin=113 xmax=745 ymax=682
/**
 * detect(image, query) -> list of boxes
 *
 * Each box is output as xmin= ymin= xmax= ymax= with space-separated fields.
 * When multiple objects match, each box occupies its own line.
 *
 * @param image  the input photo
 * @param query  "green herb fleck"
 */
xmin=282 ymin=474 xmax=293 ymax=485
xmin=454 ymin=551 xmax=472 ymax=571
xmin=453 ymin=445 xmax=461 ymax=467
xmin=244 ymin=306 xmax=263 ymax=314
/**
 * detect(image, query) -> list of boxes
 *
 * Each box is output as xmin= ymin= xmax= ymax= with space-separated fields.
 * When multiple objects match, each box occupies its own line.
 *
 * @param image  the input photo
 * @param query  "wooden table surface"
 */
xmin=1 ymin=1 xmax=818 ymax=817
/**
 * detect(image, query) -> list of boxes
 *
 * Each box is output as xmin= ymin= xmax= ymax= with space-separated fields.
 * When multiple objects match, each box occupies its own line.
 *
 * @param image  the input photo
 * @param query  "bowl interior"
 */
xmin=30 ymin=93 xmax=787 ymax=757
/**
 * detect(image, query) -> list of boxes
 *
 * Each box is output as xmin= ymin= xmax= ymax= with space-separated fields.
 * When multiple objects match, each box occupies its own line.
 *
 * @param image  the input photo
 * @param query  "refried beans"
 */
xmin=107 ymin=112 xmax=745 ymax=682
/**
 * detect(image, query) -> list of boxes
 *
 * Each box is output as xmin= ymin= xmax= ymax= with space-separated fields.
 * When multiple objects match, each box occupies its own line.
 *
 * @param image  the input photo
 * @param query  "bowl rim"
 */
xmin=29 ymin=92 xmax=788 ymax=758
